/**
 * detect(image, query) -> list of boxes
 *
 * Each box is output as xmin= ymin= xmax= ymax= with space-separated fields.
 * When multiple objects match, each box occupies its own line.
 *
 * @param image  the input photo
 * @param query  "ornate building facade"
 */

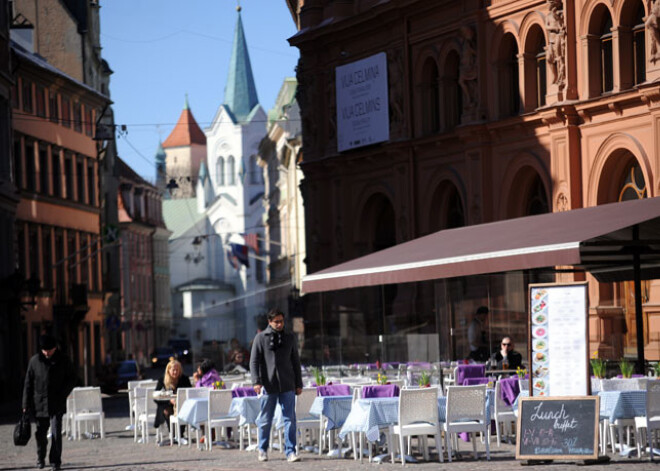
xmin=287 ymin=0 xmax=660 ymax=363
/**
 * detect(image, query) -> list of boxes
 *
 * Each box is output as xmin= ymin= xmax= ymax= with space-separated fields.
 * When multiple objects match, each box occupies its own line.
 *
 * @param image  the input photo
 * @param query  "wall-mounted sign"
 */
xmin=335 ymin=52 xmax=389 ymax=152
xmin=529 ymin=282 xmax=589 ymax=397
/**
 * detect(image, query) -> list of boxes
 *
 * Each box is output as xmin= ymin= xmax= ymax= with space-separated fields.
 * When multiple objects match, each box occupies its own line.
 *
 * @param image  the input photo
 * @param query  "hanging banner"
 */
xmin=336 ymin=52 xmax=389 ymax=152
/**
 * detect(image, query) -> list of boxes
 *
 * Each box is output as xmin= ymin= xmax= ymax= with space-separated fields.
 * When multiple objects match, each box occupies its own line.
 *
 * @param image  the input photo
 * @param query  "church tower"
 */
xmin=203 ymin=5 xmax=268 ymax=344
xmin=162 ymin=95 xmax=207 ymax=199
xmin=155 ymin=141 xmax=167 ymax=195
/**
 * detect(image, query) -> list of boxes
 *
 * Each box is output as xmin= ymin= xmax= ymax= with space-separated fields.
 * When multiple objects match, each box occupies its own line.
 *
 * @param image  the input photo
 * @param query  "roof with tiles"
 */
xmin=162 ymin=97 xmax=206 ymax=148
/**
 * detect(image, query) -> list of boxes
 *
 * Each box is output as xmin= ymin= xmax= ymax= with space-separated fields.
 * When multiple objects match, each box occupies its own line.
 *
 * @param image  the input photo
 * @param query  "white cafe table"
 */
xmin=309 ymin=395 xmax=353 ymax=457
xmin=177 ymin=397 xmax=208 ymax=428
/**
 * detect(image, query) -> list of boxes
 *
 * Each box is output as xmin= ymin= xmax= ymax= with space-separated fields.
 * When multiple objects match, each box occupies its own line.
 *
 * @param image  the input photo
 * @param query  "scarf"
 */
xmin=268 ymin=329 xmax=283 ymax=351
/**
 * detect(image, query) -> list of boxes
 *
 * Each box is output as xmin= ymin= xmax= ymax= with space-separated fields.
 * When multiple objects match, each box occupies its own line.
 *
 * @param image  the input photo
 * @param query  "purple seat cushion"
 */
xmin=317 ymin=384 xmax=352 ymax=396
xmin=455 ymin=364 xmax=486 ymax=386
xmin=231 ymin=386 xmax=257 ymax=398
xmin=362 ymin=384 xmax=400 ymax=398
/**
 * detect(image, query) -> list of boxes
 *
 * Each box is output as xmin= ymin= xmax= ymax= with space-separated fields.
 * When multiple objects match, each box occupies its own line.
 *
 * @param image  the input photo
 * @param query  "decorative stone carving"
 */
xmin=458 ymin=25 xmax=479 ymax=110
xmin=647 ymin=0 xmax=660 ymax=63
xmin=556 ymin=192 xmax=569 ymax=211
xmin=546 ymin=0 xmax=566 ymax=90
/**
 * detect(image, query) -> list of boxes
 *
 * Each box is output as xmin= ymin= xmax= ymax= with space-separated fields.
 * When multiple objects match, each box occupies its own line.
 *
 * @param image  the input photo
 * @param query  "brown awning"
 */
xmin=302 ymin=197 xmax=660 ymax=293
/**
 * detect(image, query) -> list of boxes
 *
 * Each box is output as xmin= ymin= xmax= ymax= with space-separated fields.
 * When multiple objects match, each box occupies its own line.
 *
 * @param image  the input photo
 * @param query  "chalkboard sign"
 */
xmin=516 ymin=396 xmax=599 ymax=460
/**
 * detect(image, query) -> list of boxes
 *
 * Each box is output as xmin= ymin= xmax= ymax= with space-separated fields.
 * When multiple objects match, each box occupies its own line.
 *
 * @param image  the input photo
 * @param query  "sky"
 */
xmin=99 ymin=1 xmax=299 ymax=182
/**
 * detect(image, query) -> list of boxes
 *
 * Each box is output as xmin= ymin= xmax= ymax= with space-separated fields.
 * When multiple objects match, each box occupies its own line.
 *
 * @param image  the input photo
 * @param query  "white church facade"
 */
xmin=162 ymin=9 xmax=267 ymax=361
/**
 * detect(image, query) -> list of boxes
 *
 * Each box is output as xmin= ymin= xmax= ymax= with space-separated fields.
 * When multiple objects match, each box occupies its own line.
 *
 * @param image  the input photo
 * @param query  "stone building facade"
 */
xmin=287 ymin=0 xmax=660 ymax=363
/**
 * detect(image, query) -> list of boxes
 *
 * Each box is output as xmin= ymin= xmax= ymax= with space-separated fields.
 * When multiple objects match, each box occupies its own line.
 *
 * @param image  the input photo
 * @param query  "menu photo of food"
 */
xmin=532 ymin=312 xmax=547 ymax=326
xmin=532 ymin=299 xmax=547 ymax=314
xmin=533 ymin=288 xmax=548 ymax=301
xmin=533 ymin=339 xmax=547 ymax=351
xmin=533 ymin=378 xmax=548 ymax=396
xmin=532 ymin=326 xmax=547 ymax=338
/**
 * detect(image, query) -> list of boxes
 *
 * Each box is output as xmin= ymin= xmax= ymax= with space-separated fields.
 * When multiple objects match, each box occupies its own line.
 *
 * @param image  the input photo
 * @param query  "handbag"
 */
xmin=13 ymin=411 xmax=31 ymax=446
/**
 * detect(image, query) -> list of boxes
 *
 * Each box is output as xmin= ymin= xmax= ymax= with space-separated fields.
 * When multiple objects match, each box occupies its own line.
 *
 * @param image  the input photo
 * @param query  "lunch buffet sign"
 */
xmin=528 ymin=282 xmax=589 ymax=397
xmin=516 ymin=396 xmax=600 ymax=460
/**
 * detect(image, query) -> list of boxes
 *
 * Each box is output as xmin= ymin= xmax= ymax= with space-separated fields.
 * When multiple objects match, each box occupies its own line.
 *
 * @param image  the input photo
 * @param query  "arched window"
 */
xmin=525 ymin=174 xmax=549 ymax=215
xmin=523 ymin=25 xmax=546 ymax=111
xmin=442 ymin=51 xmax=462 ymax=130
xmin=420 ymin=58 xmax=440 ymax=135
xmin=632 ymin=2 xmax=646 ymax=86
xmin=216 ymin=156 xmax=225 ymax=186
xmin=498 ymin=33 xmax=520 ymax=117
xmin=227 ymin=155 xmax=236 ymax=185
xmin=429 ymin=182 xmax=465 ymax=233
xmin=249 ymin=155 xmax=260 ymax=184
xmin=600 ymin=14 xmax=614 ymax=93
xmin=535 ymin=36 xmax=547 ymax=107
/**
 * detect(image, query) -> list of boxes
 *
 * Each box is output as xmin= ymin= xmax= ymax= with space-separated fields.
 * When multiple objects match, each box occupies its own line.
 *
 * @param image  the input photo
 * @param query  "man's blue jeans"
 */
xmin=257 ymin=390 xmax=297 ymax=456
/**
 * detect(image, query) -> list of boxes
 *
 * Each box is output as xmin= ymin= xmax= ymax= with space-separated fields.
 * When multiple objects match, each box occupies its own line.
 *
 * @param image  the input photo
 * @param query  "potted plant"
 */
xmin=590 ymin=352 xmax=606 ymax=379
xmin=311 ymin=367 xmax=326 ymax=386
xmin=213 ymin=380 xmax=225 ymax=390
xmin=418 ymin=370 xmax=432 ymax=388
xmin=654 ymin=362 xmax=660 ymax=377
xmin=377 ymin=373 xmax=388 ymax=385
xmin=619 ymin=358 xmax=634 ymax=379
xmin=516 ymin=367 xmax=527 ymax=379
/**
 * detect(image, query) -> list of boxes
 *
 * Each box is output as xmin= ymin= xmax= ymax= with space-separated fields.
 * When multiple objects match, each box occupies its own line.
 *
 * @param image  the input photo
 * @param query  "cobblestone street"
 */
xmin=1 ymin=396 xmax=658 ymax=471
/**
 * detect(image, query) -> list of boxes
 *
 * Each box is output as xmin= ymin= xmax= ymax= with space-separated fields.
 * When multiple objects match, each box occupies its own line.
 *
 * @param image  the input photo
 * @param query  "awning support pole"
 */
xmin=633 ymin=225 xmax=645 ymax=374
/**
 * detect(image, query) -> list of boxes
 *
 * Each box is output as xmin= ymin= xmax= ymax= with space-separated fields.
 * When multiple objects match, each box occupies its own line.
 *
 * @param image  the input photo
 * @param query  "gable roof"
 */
xmin=162 ymin=100 xmax=206 ymax=148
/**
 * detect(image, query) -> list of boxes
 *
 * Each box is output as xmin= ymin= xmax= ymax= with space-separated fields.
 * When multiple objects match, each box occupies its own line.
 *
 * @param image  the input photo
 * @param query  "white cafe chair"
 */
xmin=494 ymin=381 xmax=516 ymax=447
xmin=71 ymin=387 xmax=105 ymax=440
xmin=443 ymin=384 xmax=490 ymax=461
xmin=206 ymin=389 xmax=239 ymax=451
xmin=295 ymin=387 xmax=320 ymax=454
xmin=135 ymin=387 xmax=160 ymax=444
xmin=635 ymin=379 xmax=660 ymax=459
xmin=389 ymin=387 xmax=443 ymax=465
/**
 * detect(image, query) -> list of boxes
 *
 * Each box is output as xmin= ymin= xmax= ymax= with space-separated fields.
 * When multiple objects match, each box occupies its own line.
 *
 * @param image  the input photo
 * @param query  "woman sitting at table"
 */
xmin=489 ymin=336 xmax=523 ymax=370
xmin=154 ymin=357 xmax=192 ymax=435
xmin=192 ymin=359 xmax=223 ymax=388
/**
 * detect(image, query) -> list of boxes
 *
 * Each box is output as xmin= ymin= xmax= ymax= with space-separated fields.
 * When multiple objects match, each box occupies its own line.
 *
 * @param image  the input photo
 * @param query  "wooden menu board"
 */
xmin=516 ymin=396 xmax=599 ymax=460
xmin=529 ymin=282 xmax=589 ymax=397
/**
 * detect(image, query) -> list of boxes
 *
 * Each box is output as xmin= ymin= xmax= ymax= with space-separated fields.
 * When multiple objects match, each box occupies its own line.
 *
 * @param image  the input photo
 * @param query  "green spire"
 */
xmin=184 ymin=93 xmax=189 ymax=110
xmin=155 ymin=140 xmax=166 ymax=163
xmin=223 ymin=9 xmax=259 ymax=122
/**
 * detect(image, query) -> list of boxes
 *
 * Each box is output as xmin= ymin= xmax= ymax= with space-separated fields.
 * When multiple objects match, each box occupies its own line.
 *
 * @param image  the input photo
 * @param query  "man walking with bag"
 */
xmin=250 ymin=309 xmax=303 ymax=462
xmin=23 ymin=334 xmax=77 ymax=470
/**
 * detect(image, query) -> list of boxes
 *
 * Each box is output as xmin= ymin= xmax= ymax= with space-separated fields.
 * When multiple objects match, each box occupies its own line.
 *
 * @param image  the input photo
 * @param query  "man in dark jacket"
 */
xmin=23 ymin=334 xmax=77 ymax=471
xmin=250 ymin=309 xmax=302 ymax=463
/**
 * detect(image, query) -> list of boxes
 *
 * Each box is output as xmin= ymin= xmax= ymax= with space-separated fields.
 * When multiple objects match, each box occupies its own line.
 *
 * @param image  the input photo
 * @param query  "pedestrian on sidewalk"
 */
xmin=250 ymin=308 xmax=303 ymax=463
xmin=22 ymin=334 xmax=77 ymax=471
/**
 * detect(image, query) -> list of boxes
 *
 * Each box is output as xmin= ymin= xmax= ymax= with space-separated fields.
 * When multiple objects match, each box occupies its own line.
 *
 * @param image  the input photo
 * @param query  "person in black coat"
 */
xmin=489 ymin=336 xmax=523 ymax=370
xmin=154 ymin=357 xmax=191 ymax=443
xmin=22 ymin=334 xmax=77 ymax=471
xmin=250 ymin=309 xmax=303 ymax=462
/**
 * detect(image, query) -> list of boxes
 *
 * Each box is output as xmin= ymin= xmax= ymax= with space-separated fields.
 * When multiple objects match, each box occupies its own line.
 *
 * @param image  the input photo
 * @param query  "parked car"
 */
xmin=168 ymin=338 xmax=192 ymax=363
xmin=150 ymin=346 xmax=176 ymax=368
xmin=98 ymin=359 xmax=141 ymax=393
